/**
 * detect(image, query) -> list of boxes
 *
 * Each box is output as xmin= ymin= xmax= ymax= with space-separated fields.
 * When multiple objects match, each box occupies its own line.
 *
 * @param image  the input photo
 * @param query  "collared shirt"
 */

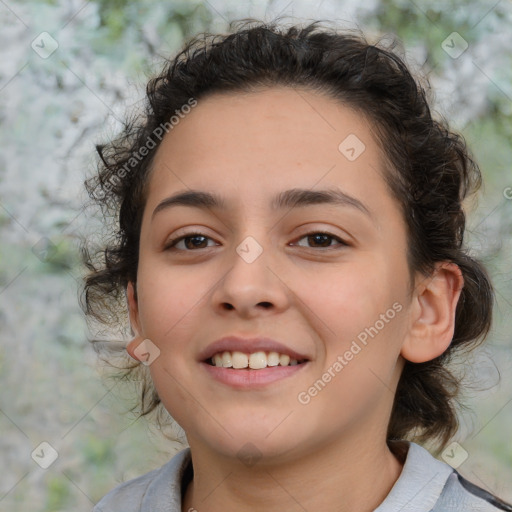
xmin=92 ymin=441 xmax=512 ymax=512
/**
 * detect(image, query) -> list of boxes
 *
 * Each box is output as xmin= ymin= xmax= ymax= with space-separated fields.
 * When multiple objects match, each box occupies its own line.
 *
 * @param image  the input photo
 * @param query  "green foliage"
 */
xmin=94 ymin=0 xmax=213 ymax=44
xmin=44 ymin=475 xmax=71 ymax=512
xmin=81 ymin=434 xmax=115 ymax=465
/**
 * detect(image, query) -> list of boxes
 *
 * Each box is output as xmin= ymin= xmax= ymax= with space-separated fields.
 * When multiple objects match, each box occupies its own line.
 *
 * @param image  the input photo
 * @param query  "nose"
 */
xmin=210 ymin=235 xmax=290 ymax=318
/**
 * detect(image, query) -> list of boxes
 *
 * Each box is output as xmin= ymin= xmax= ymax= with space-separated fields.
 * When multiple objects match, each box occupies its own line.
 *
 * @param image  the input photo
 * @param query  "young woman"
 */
xmin=83 ymin=20 xmax=512 ymax=512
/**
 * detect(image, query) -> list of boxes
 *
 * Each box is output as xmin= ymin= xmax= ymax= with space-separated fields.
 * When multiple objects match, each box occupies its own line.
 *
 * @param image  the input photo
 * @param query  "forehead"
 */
xmin=146 ymin=86 xmax=392 ymax=215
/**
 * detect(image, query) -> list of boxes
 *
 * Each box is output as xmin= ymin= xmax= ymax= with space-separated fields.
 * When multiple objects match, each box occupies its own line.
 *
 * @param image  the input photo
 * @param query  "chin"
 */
xmin=188 ymin=422 xmax=307 ymax=466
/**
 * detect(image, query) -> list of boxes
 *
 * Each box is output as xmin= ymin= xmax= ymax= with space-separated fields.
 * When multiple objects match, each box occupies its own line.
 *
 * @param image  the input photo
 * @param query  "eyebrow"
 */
xmin=152 ymin=187 xmax=373 ymax=220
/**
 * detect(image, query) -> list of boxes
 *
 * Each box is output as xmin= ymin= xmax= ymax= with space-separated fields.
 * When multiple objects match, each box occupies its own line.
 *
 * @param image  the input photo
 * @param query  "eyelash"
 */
xmin=164 ymin=230 xmax=349 ymax=252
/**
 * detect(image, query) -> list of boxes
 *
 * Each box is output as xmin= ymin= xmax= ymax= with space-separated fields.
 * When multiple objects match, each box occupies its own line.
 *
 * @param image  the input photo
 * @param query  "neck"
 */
xmin=181 ymin=431 xmax=405 ymax=512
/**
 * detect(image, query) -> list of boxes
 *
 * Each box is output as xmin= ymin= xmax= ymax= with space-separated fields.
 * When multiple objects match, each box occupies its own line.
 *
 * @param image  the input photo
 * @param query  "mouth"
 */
xmin=198 ymin=336 xmax=311 ymax=387
xmin=205 ymin=350 xmax=309 ymax=369
xmin=198 ymin=336 xmax=311 ymax=369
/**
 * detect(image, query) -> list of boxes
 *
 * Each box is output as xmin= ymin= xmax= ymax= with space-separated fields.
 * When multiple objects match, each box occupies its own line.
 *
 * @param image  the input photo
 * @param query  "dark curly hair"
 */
xmin=81 ymin=19 xmax=494 ymax=450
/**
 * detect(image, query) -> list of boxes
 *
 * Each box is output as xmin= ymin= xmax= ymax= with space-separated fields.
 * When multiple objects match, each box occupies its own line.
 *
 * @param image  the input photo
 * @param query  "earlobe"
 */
xmin=126 ymin=336 xmax=144 ymax=361
xmin=400 ymin=262 xmax=464 ymax=363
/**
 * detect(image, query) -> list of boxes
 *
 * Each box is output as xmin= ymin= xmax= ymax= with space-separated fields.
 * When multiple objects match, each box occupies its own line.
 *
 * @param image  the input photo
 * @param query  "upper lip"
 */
xmin=198 ymin=336 xmax=310 ymax=362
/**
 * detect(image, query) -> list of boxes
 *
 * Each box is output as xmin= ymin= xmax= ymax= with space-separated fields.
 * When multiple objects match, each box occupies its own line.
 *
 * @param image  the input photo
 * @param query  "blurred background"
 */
xmin=0 ymin=0 xmax=511 ymax=510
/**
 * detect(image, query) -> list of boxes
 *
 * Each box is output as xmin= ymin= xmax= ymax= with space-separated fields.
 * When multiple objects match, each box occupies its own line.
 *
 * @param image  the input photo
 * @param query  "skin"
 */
xmin=126 ymin=86 xmax=463 ymax=512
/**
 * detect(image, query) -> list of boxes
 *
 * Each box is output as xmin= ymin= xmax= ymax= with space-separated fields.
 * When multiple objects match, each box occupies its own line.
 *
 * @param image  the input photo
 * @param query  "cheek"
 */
xmin=301 ymin=258 xmax=398 ymax=338
xmin=136 ymin=261 xmax=206 ymax=342
xmin=300 ymin=255 xmax=409 ymax=389
xmin=296 ymin=265 xmax=407 ymax=428
xmin=148 ymin=361 xmax=209 ymax=440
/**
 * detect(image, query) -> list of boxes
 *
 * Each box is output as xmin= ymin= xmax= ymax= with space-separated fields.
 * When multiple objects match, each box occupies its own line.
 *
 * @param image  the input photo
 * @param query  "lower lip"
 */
xmin=200 ymin=361 xmax=309 ymax=388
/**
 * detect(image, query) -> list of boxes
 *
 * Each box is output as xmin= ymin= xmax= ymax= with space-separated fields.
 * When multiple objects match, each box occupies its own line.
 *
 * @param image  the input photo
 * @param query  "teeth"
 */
xmin=221 ymin=351 xmax=232 ymax=368
xmin=249 ymin=351 xmax=267 ymax=370
xmin=209 ymin=351 xmax=305 ymax=369
xmin=232 ymin=351 xmax=248 ymax=369
xmin=279 ymin=354 xmax=290 ymax=366
xmin=267 ymin=352 xmax=280 ymax=366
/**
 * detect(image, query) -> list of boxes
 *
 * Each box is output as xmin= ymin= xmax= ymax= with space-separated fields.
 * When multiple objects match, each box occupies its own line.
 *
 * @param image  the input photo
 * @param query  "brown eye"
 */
xmin=293 ymin=231 xmax=348 ymax=249
xmin=164 ymin=230 xmax=349 ymax=252
xmin=165 ymin=232 xmax=217 ymax=251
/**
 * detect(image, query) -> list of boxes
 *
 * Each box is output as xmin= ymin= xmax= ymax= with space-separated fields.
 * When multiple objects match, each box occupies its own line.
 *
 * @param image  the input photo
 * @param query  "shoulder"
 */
xmin=92 ymin=448 xmax=191 ymax=512
xmin=377 ymin=441 xmax=512 ymax=512
xmin=92 ymin=466 xmax=160 ymax=512
xmin=434 ymin=471 xmax=512 ymax=512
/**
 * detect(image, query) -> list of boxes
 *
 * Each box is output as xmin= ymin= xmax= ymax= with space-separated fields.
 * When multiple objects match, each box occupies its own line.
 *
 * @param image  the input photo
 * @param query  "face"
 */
xmin=128 ymin=86 xmax=417 ymax=464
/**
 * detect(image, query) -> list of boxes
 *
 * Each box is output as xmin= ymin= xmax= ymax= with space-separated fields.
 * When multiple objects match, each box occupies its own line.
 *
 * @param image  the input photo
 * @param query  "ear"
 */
xmin=126 ymin=281 xmax=144 ymax=360
xmin=400 ymin=262 xmax=464 ymax=363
